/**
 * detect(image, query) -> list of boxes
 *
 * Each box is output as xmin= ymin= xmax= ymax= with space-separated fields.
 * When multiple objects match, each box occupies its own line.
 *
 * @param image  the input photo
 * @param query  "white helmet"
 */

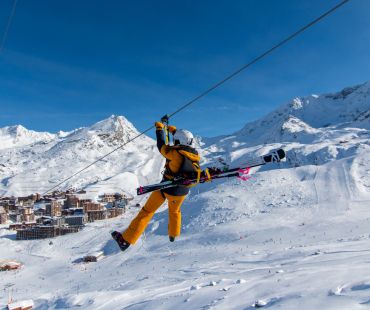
xmin=173 ymin=129 xmax=194 ymax=146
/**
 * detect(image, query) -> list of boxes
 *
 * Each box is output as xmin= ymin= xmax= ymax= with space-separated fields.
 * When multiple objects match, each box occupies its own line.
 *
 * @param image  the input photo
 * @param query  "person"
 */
xmin=111 ymin=121 xmax=201 ymax=251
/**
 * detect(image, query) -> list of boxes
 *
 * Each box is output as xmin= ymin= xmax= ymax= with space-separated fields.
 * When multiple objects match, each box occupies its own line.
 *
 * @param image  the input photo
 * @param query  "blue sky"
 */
xmin=0 ymin=0 xmax=369 ymax=137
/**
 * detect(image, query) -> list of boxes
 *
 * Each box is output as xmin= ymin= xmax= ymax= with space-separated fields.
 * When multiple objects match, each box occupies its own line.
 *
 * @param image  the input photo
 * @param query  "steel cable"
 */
xmin=41 ymin=0 xmax=351 ymax=196
xmin=0 ymin=0 xmax=18 ymax=53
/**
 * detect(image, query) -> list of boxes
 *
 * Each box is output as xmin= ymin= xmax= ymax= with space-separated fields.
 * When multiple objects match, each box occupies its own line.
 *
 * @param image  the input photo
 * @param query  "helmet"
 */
xmin=173 ymin=129 xmax=194 ymax=146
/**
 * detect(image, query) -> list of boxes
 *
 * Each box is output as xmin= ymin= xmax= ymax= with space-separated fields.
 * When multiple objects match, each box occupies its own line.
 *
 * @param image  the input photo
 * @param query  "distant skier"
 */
xmin=112 ymin=121 xmax=201 ymax=251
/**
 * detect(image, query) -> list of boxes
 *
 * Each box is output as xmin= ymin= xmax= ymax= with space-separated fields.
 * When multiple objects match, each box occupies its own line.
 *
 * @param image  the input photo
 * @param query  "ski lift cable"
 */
xmin=41 ymin=0 xmax=351 ymax=196
xmin=0 ymin=0 xmax=18 ymax=53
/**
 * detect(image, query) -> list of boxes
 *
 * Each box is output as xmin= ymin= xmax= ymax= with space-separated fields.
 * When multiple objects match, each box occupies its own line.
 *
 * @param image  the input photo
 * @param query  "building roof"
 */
xmin=8 ymin=299 xmax=34 ymax=310
xmin=0 ymin=261 xmax=22 ymax=269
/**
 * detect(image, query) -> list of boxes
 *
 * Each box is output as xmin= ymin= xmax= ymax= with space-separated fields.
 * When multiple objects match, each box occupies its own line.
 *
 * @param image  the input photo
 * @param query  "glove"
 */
xmin=161 ymin=114 xmax=169 ymax=123
xmin=168 ymin=125 xmax=177 ymax=134
xmin=206 ymin=167 xmax=223 ymax=176
xmin=155 ymin=122 xmax=164 ymax=130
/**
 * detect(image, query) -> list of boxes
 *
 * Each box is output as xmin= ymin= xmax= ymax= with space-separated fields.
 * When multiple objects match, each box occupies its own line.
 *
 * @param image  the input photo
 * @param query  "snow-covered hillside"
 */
xmin=0 ymin=125 xmax=55 ymax=150
xmin=201 ymin=81 xmax=370 ymax=169
xmin=0 ymin=115 xmax=163 ymax=197
xmin=1 ymin=82 xmax=370 ymax=309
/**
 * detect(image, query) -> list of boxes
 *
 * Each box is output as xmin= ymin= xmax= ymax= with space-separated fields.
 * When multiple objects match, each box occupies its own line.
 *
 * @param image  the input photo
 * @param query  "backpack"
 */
xmin=165 ymin=146 xmax=202 ymax=183
xmin=178 ymin=148 xmax=201 ymax=181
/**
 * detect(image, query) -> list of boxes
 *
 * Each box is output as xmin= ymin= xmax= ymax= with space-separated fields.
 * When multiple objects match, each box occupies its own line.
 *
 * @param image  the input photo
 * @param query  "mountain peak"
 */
xmin=66 ymin=115 xmax=146 ymax=147
xmin=2 ymin=124 xmax=28 ymax=136
xmin=290 ymin=98 xmax=304 ymax=110
xmin=89 ymin=115 xmax=135 ymax=134
xmin=0 ymin=124 xmax=55 ymax=150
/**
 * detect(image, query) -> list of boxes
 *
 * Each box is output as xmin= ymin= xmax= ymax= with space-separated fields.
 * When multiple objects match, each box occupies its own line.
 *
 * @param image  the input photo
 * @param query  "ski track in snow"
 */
xmin=313 ymin=159 xmax=352 ymax=213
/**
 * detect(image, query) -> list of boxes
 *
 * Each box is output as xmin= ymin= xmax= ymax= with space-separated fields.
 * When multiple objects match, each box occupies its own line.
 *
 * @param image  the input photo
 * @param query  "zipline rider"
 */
xmin=111 ymin=120 xmax=201 ymax=251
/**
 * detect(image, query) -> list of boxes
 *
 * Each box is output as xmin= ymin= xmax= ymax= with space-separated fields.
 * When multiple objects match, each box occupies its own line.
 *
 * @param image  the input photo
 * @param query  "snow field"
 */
xmin=1 ymin=151 xmax=370 ymax=309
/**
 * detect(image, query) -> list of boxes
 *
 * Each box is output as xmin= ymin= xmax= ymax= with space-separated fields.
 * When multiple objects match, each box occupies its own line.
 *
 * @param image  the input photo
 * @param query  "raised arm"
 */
xmin=155 ymin=122 xmax=177 ymax=160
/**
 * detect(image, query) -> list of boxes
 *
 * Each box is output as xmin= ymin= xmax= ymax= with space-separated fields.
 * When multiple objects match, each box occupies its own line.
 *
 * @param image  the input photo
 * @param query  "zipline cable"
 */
xmin=167 ymin=0 xmax=351 ymax=119
xmin=41 ymin=0 xmax=351 ymax=196
xmin=0 ymin=0 xmax=18 ymax=53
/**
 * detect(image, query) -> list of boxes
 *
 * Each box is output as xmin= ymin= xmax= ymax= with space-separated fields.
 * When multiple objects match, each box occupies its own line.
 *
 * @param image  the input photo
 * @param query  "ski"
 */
xmin=137 ymin=148 xmax=285 ymax=195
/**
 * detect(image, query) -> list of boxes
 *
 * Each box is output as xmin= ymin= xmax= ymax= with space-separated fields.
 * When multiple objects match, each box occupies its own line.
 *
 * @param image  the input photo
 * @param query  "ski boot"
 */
xmin=111 ymin=231 xmax=130 ymax=252
xmin=169 ymin=236 xmax=175 ymax=242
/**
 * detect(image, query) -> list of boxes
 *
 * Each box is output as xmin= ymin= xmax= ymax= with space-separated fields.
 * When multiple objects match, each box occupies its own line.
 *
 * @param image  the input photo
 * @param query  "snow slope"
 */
xmin=1 ymin=82 xmax=370 ymax=309
xmin=1 ymin=154 xmax=369 ymax=309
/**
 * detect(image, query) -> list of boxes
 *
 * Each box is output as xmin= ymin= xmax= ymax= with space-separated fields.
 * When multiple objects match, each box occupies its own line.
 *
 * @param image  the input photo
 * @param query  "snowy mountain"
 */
xmin=238 ymin=81 xmax=370 ymax=137
xmin=0 ymin=125 xmax=55 ymax=150
xmin=202 ymin=81 xmax=370 ymax=168
xmin=2 ymin=82 xmax=368 ymax=197
xmin=0 ymin=115 xmax=163 ymax=197
xmin=1 ymin=82 xmax=370 ymax=309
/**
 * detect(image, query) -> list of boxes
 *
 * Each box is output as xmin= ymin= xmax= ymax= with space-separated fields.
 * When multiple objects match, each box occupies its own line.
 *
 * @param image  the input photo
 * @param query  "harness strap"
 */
xmin=193 ymin=163 xmax=201 ymax=183
xmin=159 ymin=189 xmax=166 ymax=199
xmin=204 ymin=168 xmax=211 ymax=182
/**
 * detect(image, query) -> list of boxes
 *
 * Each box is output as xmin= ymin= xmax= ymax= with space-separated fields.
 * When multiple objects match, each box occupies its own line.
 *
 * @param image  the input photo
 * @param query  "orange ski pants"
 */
xmin=122 ymin=190 xmax=186 ymax=244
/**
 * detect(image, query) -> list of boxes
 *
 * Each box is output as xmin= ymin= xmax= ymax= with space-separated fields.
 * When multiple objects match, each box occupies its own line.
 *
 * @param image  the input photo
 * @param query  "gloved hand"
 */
xmin=168 ymin=125 xmax=177 ymax=134
xmin=161 ymin=114 xmax=169 ymax=123
xmin=206 ymin=167 xmax=223 ymax=176
xmin=155 ymin=122 xmax=164 ymax=130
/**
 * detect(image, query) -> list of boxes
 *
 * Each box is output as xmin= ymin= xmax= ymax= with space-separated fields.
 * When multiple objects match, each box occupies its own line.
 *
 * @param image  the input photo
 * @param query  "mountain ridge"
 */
xmin=0 ymin=115 xmax=162 ymax=197
xmin=201 ymin=81 xmax=370 ymax=168
xmin=1 ymin=82 xmax=370 ymax=196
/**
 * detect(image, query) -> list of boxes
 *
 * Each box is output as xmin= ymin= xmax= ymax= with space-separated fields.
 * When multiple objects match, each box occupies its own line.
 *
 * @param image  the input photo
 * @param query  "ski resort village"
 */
xmin=0 ymin=191 xmax=132 ymax=240
xmin=1 ymin=0 xmax=370 ymax=309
